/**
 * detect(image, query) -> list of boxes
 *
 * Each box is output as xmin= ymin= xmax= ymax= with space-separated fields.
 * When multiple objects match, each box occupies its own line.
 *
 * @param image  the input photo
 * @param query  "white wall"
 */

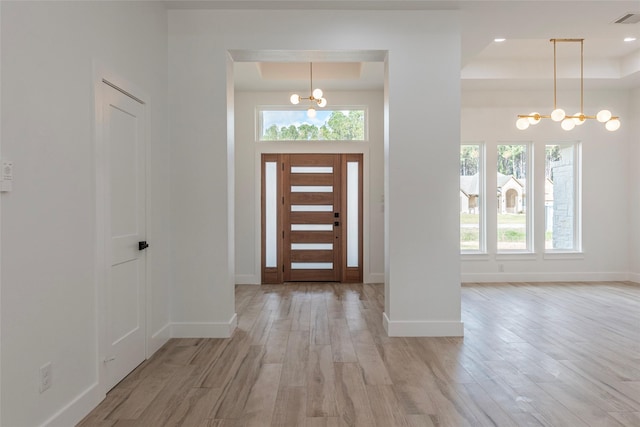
xmin=461 ymin=89 xmax=633 ymax=282
xmin=169 ymin=9 xmax=462 ymax=338
xmin=234 ymin=90 xmax=385 ymax=285
xmin=629 ymin=88 xmax=640 ymax=282
xmin=0 ymin=2 xmax=170 ymax=426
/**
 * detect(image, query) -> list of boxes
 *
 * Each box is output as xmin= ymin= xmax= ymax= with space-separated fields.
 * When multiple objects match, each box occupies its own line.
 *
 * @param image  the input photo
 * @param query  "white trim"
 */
xmin=495 ymin=252 xmax=537 ymax=261
xmin=38 ymin=383 xmax=104 ymax=427
xmin=148 ymin=323 xmax=171 ymax=356
xmin=171 ymin=313 xmax=238 ymax=338
xmin=383 ymin=313 xmax=464 ymax=337
xmin=626 ymin=273 xmax=640 ymax=284
xmin=235 ymin=274 xmax=260 ymax=285
xmin=0 ymin=3 xmax=3 ymax=419
xmin=366 ymin=272 xmax=384 ymax=283
xmin=460 ymin=253 xmax=490 ymax=261
xmin=461 ymin=271 xmax=630 ymax=283
xmin=543 ymin=252 xmax=585 ymax=260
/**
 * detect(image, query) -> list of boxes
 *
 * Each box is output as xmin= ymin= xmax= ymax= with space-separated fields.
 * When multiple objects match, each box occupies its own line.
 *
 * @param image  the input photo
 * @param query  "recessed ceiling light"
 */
xmin=494 ymin=38 xmax=506 ymax=43
xmin=624 ymin=37 xmax=637 ymax=42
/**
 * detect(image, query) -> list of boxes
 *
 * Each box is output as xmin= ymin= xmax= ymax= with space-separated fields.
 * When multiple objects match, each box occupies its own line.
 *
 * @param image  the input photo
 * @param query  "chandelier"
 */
xmin=516 ymin=38 xmax=620 ymax=132
xmin=290 ymin=63 xmax=327 ymax=118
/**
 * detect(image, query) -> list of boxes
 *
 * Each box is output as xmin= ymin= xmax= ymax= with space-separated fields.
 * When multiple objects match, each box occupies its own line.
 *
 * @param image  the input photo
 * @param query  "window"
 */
xmin=460 ymin=144 xmax=484 ymax=252
xmin=461 ymin=141 xmax=580 ymax=255
xmin=258 ymin=107 xmax=366 ymax=141
xmin=545 ymin=143 xmax=580 ymax=251
xmin=497 ymin=144 xmax=530 ymax=251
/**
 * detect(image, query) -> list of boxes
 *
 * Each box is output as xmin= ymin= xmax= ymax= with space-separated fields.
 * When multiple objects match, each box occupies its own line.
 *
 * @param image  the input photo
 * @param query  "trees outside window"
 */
xmin=259 ymin=108 xmax=366 ymax=141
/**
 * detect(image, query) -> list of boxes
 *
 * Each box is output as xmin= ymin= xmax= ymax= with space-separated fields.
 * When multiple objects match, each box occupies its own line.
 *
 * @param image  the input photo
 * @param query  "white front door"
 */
xmin=102 ymin=82 xmax=147 ymax=390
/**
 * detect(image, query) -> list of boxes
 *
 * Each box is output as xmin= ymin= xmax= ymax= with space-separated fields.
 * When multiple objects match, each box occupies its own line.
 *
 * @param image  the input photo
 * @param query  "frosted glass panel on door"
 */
xmin=291 ymin=224 xmax=333 ymax=231
xmin=347 ymin=162 xmax=359 ymax=267
xmin=291 ymin=263 xmax=334 ymax=269
xmin=291 ymin=243 xmax=334 ymax=250
xmin=291 ymin=205 xmax=333 ymax=212
xmin=265 ymin=162 xmax=277 ymax=267
xmin=291 ymin=186 xmax=333 ymax=193
xmin=291 ymin=166 xmax=333 ymax=174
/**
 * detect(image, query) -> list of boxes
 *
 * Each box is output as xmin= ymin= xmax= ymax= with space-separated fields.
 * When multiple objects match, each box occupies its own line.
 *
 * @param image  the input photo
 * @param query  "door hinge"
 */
xmin=282 ymin=265 xmax=284 ymax=272
xmin=282 ymin=230 xmax=284 ymax=239
xmin=282 ymin=163 xmax=284 ymax=171
xmin=282 ymin=196 xmax=284 ymax=205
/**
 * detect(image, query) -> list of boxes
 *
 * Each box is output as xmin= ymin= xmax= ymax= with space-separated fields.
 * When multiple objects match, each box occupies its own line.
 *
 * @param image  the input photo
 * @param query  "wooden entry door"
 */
xmin=284 ymin=154 xmax=342 ymax=281
xmin=261 ymin=153 xmax=363 ymax=283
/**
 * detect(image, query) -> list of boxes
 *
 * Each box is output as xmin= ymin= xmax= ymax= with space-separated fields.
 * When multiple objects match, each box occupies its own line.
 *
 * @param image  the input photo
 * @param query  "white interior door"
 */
xmin=103 ymin=82 xmax=147 ymax=390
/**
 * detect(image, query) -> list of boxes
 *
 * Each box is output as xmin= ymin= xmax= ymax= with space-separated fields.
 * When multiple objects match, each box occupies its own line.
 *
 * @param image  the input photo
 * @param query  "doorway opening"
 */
xmin=261 ymin=153 xmax=363 ymax=283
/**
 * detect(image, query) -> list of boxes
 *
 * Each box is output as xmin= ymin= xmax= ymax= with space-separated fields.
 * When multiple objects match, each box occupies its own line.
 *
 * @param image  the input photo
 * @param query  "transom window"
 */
xmin=258 ymin=107 xmax=366 ymax=141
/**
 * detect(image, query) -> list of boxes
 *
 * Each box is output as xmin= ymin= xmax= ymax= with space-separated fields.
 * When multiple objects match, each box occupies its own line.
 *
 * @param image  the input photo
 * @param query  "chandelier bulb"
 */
xmin=318 ymin=98 xmax=327 ymax=108
xmin=528 ymin=112 xmax=541 ymax=125
xmin=605 ymin=118 xmax=621 ymax=132
xmin=561 ymin=118 xmax=576 ymax=131
xmin=290 ymin=94 xmax=300 ymax=105
xmin=572 ymin=112 xmax=586 ymax=126
xmin=596 ymin=109 xmax=612 ymax=123
xmin=312 ymin=88 xmax=323 ymax=99
xmin=551 ymin=108 xmax=566 ymax=122
xmin=307 ymin=107 xmax=317 ymax=118
xmin=516 ymin=118 xmax=530 ymax=130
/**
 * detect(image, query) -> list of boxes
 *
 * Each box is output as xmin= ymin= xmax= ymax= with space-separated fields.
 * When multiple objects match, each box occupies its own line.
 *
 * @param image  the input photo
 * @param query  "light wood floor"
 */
xmin=78 ymin=281 xmax=640 ymax=426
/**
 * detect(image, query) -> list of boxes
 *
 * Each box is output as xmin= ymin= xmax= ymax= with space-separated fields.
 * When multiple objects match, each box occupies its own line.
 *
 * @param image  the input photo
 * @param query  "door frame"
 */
xmin=261 ymin=153 xmax=364 ymax=283
xmin=93 ymin=64 xmax=150 ymax=395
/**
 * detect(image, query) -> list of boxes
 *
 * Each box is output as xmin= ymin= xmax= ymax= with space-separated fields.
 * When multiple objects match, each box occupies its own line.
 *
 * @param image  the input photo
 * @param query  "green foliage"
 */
xmin=545 ymin=145 xmax=562 ymax=181
xmin=497 ymin=145 xmax=526 ymax=179
xmin=263 ymin=110 xmax=364 ymax=141
xmin=498 ymin=229 xmax=525 ymax=241
xmin=460 ymin=145 xmax=479 ymax=176
xmin=460 ymin=229 xmax=479 ymax=241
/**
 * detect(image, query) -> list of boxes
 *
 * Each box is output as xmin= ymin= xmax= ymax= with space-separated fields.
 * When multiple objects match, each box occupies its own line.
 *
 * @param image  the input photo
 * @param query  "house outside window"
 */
xmin=460 ymin=144 xmax=484 ymax=252
xmin=496 ymin=144 xmax=530 ymax=252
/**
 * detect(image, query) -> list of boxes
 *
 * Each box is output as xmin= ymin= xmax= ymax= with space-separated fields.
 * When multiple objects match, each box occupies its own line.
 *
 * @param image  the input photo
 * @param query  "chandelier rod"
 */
xmin=580 ymin=38 xmax=584 ymax=115
xmin=553 ymin=39 xmax=557 ymax=111
xmin=310 ymin=63 xmax=313 ymax=98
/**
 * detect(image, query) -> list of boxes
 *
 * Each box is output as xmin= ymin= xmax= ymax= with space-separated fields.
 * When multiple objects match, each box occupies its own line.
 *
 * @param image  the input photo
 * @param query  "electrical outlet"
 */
xmin=39 ymin=362 xmax=52 ymax=393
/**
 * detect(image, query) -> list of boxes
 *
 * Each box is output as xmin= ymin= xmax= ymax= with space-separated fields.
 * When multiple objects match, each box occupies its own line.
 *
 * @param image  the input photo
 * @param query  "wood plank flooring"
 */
xmin=78 ymin=281 xmax=640 ymax=426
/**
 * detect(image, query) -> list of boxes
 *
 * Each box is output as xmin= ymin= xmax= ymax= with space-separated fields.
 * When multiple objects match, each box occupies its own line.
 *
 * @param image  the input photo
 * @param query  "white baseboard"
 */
xmin=461 ymin=271 xmax=630 ymax=283
xmin=149 ymin=322 xmax=171 ymax=355
xmin=383 ymin=312 xmax=464 ymax=337
xmin=40 ymin=382 xmax=104 ymax=427
xmin=235 ymin=274 xmax=260 ymax=285
xmin=366 ymin=272 xmax=384 ymax=283
xmin=171 ymin=313 xmax=238 ymax=338
xmin=627 ymin=272 xmax=640 ymax=283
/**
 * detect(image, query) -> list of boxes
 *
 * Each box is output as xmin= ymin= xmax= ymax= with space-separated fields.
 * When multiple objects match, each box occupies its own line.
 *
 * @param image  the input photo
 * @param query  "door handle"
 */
xmin=138 ymin=241 xmax=149 ymax=251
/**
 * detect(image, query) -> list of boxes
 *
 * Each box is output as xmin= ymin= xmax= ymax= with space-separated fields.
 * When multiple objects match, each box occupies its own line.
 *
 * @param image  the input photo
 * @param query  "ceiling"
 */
xmin=170 ymin=1 xmax=640 ymax=92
